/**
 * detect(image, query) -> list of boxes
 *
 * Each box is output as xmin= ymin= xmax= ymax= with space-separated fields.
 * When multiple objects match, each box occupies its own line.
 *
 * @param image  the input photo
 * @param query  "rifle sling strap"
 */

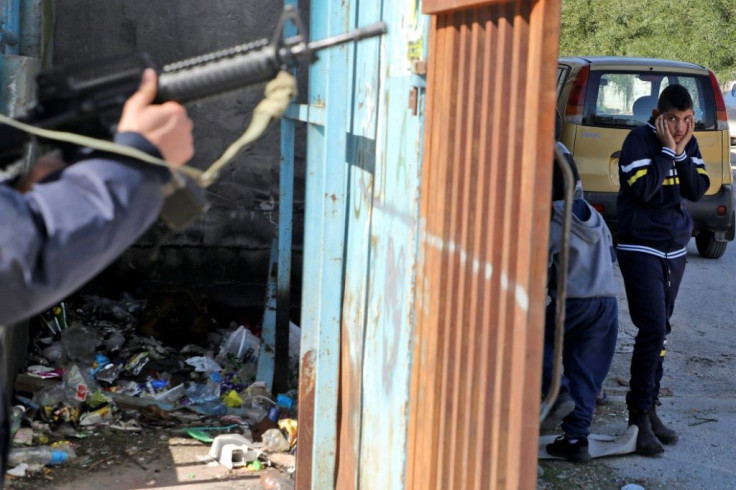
xmin=199 ymin=70 xmax=297 ymax=187
xmin=0 ymin=70 xmax=298 ymax=191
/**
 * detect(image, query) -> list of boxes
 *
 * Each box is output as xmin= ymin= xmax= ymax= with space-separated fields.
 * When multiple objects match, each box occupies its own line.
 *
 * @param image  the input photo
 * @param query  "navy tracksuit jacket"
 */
xmin=616 ymin=121 xmax=709 ymax=411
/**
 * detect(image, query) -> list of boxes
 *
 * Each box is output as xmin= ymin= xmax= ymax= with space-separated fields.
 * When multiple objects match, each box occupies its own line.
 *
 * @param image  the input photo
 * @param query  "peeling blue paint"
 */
xmin=295 ymin=0 xmax=428 ymax=487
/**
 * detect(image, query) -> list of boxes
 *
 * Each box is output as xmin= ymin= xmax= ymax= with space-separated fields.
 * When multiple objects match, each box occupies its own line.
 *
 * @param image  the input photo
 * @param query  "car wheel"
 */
xmin=695 ymin=230 xmax=728 ymax=259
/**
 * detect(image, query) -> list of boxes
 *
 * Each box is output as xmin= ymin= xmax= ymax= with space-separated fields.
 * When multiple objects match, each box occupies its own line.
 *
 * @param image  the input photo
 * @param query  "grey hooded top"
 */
xmin=548 ymin=199 xmax=617 ymax=299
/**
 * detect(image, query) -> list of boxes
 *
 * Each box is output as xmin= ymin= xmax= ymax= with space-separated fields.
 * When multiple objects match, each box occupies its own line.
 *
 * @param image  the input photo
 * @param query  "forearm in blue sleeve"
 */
xmin=0 ymin=133 xmax=169 ymax=324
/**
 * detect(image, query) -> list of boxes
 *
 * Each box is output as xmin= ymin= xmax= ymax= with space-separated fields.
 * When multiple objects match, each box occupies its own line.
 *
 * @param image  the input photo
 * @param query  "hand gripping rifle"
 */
xmin=0 ymin=6 xmax=386 ymax=229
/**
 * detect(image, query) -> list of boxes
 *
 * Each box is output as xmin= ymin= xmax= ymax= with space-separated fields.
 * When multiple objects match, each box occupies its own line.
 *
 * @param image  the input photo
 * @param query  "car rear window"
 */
xmin=582 ymin=70 xmax=716 ymax=130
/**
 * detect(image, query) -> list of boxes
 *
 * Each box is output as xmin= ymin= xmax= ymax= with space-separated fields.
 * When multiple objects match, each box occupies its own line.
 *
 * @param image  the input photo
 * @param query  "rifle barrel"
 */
xmin=307 ymin=22 xmax=387 ymax=53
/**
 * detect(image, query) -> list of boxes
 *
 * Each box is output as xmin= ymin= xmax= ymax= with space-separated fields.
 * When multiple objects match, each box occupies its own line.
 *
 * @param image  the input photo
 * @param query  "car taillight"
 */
xmin=717 ymin=205 xmax=727 ymax=217
xmin=592 ymin=203 xmax=605 ymax=213
xmin=709 ymin=70 xmax=729 ymax=131
xmin=565 ymin=65 xmax=589 ymax=125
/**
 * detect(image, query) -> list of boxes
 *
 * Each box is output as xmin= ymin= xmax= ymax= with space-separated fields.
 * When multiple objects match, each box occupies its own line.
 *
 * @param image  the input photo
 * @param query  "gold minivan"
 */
xmin=557 ymin=56 xmax=734 ymax=258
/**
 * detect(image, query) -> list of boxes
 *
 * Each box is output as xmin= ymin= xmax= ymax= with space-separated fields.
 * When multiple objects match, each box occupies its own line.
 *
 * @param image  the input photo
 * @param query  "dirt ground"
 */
xmin=538 ymin=398 xmax=641 ymax=490
xmin=2 ymin=290 xmax=297 ymax=490
xmin=538 ymin=236 xmax=736 ymax=489
xmin=4 ymin=427 xmax=294 ymax=489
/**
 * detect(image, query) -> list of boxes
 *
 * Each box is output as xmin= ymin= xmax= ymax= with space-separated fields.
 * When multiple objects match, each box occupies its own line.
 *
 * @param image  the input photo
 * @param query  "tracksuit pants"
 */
xmin=543 ymin=296 xmax=618 ymax=437
xmin=616 ymin=249 xmax=686 ymax=412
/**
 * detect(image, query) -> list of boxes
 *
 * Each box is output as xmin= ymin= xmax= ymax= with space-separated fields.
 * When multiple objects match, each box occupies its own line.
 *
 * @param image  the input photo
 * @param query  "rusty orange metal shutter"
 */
xmin=408 ymin=1 xmax=561 ymax=489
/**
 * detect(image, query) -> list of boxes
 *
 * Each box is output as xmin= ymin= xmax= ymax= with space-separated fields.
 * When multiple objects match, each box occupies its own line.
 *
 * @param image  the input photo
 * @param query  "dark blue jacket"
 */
xmin=616 ymin=121 xmax=710 ymax=252
xmin=0 ymin=132 xmax=170 ymax=325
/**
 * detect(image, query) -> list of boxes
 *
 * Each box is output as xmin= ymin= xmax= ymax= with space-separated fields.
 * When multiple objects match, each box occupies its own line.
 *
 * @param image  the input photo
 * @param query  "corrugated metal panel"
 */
xmin=407 ymin=1 xmax=560 ymax=489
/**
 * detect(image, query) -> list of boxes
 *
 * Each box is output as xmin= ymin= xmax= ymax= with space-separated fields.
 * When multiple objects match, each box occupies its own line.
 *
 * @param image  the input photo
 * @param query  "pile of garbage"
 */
xmin=8 ymin=292 xmax=300 ymax=483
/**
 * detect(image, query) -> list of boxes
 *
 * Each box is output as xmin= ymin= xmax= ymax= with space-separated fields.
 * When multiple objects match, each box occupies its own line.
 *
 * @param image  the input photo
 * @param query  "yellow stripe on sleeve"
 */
xmin=627 ymin=169 xmax=648 ymax=186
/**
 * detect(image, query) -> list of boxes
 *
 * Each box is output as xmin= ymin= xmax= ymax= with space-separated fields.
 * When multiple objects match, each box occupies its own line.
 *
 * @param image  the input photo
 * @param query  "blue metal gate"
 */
xmin=282 ymin=1 xmax=427 ymax=488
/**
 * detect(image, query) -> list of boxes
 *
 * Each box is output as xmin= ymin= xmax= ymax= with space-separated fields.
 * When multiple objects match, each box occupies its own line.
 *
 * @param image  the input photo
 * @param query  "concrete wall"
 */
xmin=51 ymin=1 xmax=305 ymax=313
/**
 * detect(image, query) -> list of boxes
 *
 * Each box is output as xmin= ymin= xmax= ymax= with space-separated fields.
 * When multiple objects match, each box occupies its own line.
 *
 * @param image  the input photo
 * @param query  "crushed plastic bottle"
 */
xmin=186 ymin=380 xmax=221 ymax=404
xmin=259 ymin=468 xmax=295 ymax=489
xmin=9 ymin=406 xmax=25 ymax=437
xmin=260 ymin=428 xmax=290 ymax=452
xmin=8 ymin=445 xmax=76 ymax=466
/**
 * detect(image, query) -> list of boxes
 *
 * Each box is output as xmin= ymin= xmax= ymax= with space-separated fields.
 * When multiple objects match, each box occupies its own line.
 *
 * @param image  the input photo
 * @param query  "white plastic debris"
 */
xmin=221 ymin=326 xmax=260 ymax=363
xmin=185 ymin=356 xmax=222 ymax=373
xmin=7 ymin=463 xmax=28 ymax=477
xmin=208 ymin=434 xmax=260 ymax=469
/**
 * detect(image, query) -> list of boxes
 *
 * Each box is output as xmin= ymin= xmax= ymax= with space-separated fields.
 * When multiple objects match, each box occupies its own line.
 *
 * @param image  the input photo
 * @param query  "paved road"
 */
xmin=590 ymin=235 xmax=736 ymax=488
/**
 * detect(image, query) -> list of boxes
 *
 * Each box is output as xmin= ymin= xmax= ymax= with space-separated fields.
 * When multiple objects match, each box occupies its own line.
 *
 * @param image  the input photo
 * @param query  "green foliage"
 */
xmin=560 ymin=0 xmax=736 ymax=87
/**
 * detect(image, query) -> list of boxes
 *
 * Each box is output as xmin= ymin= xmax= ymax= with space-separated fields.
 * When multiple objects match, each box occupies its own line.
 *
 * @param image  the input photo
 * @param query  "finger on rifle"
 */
xmin=126 ymin=68 xmax=158 ymax=110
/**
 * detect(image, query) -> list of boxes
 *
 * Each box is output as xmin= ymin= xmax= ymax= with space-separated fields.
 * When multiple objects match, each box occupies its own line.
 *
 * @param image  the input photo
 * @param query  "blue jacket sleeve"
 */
xmin=0 ymin=132 xmax=170 ymax=325
xmin=675 ymin=139 xmax=710 ymax=202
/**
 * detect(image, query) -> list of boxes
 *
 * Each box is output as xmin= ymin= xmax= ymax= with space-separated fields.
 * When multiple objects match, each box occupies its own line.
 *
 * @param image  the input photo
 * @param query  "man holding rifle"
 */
xmin=0 ymin=68 xmax=194 ymax=476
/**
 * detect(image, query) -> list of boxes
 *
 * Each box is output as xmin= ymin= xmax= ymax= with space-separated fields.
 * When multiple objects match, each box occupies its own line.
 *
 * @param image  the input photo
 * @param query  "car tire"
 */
xmin=695 ymin=230 xmax=728 ymax=259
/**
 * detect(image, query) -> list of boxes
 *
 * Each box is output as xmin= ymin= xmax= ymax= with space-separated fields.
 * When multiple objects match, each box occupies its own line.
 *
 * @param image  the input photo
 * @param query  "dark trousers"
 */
xmin=543 ymin=296 xmax=618 ymax=436
xmin=616 ymin=249 xmax=686 ymax=412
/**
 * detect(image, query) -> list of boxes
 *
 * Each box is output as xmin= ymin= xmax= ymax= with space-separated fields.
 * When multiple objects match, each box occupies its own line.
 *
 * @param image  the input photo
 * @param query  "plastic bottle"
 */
xmin=9 ymin=406 xmax=25 ymax=437
xmin=260 ymin=428 xmax=290 ymax=452
xmin=185 ymin=380 xmax=221 ymax=404
xmin=8 ymin=445 xmax=76 ymax=466
xmin=259 ymin=468 xmax=295 ymax=489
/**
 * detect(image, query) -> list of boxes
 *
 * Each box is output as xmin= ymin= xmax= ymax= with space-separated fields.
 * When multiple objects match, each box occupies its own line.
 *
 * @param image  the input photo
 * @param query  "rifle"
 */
xmin=0 ymin=6 xmax=386 ymax=228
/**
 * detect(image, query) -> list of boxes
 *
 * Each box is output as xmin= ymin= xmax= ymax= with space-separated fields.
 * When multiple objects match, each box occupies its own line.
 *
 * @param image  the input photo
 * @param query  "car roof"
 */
xmin=558 ymin=56 xmax=709 ymax=73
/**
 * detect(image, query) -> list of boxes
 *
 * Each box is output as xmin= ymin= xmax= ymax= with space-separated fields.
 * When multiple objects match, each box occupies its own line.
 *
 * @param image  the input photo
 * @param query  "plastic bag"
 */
xmin=60 ymin=325 xmax=100 ymax=364
xmin=221 ymin=326 xmax=260 ymax=363
xmin=63 ymin=364 xmax=92 ymax=403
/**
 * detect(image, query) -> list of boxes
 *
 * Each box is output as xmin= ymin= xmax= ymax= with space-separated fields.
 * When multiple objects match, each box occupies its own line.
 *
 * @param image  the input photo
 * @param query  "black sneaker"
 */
xmin=546 ymin=435 xmax=591 ymax=463
xmin=540 ymin=392 xmax=576 ymax=432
